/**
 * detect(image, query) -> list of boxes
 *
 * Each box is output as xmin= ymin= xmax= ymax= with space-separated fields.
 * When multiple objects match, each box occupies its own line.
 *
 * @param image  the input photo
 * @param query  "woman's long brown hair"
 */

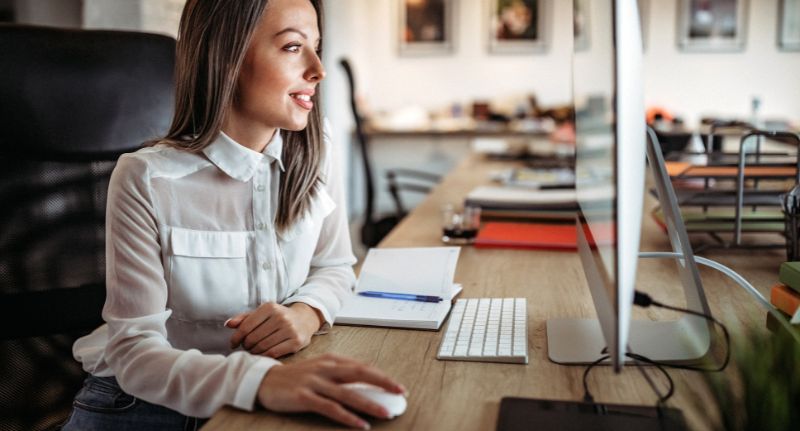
xmin=148 ymin=0 xmax=325 ymax=232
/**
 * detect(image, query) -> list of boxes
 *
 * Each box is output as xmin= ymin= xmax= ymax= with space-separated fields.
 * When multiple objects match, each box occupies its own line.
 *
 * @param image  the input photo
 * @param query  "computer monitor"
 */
xmin=546 ymin=0 xmax=716 ymax=371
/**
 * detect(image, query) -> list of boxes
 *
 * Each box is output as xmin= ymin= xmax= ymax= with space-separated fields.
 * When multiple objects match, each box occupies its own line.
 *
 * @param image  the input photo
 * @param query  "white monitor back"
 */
xmin=548 ymin=0 xmax=714 ymax=367
xmin=571 ymin=0 xmax=645 ymax=371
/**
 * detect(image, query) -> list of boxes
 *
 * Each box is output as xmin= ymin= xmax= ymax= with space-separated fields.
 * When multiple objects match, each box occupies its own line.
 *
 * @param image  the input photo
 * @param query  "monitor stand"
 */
xmin=547 ymin=315 xmax=710 ymax=364
xmin=546 ymin=128 xmax=718 ymax=365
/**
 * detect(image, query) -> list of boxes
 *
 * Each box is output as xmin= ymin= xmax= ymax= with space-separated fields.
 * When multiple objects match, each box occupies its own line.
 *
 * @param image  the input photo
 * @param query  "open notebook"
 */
xmin=335 ymin=247 xmax=461 ymax=330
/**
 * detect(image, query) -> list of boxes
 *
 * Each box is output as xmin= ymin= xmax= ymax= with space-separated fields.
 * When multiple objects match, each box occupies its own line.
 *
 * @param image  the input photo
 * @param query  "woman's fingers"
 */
xmin=229 ymin=304 xmax=278 ymax=349
xmin=301 ymin=391 xmax=370 ymax=429
xmin=320 ymin=359 xmax=406 ymax=395
xmin=242 ymin=318 xmax=283 ymax=350
xmin=250 ymin=328 xmax=291 ymax=355
xmin=224 ymin=312 xmax=249 ymax=329
xmin=230 ymin=314 xmax=265 ymax=348
xmin=263 ymin=337 xmax=302 ymax=358
xmin=314 ymin=379 xmax=390 ymax=419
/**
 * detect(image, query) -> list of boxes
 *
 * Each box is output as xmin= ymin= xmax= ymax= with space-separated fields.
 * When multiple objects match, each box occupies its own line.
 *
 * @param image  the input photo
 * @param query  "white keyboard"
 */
xmin=437 ymin=298 xmax=528 ymax=364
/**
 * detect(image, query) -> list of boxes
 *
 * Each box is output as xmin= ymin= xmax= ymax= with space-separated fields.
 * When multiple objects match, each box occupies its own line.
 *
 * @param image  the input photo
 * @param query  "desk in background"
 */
xmin=348 ymin=123 xmax=552 ymax=223
xmin=205 ymin=153 xmax=782 ymax=431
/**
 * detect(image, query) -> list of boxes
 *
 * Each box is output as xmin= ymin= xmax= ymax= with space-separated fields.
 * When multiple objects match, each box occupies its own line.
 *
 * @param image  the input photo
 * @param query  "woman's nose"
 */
xmin=304 ymin=54 xmax=326 ymax=82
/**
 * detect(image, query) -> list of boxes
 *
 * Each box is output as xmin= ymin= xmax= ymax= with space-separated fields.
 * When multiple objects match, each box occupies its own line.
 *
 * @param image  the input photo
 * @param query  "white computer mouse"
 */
xmin=342 ymin=382 xmax=407 ymax=418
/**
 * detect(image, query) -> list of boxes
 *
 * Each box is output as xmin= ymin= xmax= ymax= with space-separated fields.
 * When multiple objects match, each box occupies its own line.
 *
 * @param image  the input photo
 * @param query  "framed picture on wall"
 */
xmin=573 ymin=0 xmax=589 ymax=51
xmin=399 ymin=0 xmax=455 ymax=56
xmin=678 ymin=0 xmax=748 ymax=51
xmin=488 ymin=0 xmax=547 ymax=54
xmin=779 ymin=0 xmax=800 ymax=50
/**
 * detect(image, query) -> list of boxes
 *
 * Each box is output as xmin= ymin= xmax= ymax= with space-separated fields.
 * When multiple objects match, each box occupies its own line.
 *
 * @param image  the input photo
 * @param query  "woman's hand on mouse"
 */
xmin=226 ymin=302 xmax=323 ymax=357
xmin=257 ymin=354 xmax=406 ymax=429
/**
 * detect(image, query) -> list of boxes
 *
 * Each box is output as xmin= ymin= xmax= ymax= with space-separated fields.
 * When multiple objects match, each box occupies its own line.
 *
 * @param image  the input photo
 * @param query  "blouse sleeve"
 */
xmin=101 ymin=154 xmax=280 ymax=417
xmin=282 ymin=119 xmax=357 ymax=329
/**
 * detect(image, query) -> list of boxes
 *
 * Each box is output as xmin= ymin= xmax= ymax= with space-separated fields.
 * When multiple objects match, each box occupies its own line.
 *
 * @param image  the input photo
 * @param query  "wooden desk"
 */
xmin=205 ymin=154 xmax=783 ymax=430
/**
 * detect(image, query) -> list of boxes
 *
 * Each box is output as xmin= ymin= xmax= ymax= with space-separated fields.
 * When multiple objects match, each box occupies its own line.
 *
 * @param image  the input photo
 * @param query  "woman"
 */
xmin=63 ymin=0 xmax=403 ymax=429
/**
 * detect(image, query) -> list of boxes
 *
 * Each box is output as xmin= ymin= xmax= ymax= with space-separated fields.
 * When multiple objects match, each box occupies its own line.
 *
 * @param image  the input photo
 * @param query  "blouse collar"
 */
xmin=202 ymin=130 xmax=285 ymax=182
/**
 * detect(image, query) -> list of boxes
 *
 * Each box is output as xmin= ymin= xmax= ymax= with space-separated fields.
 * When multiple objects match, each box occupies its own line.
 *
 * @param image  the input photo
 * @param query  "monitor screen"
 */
xmin=574 ymin=0 xmax=617 ymax=304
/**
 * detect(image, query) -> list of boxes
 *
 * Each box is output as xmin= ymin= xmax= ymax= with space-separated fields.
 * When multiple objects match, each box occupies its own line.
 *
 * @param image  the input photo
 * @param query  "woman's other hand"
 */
xmin=226 ymin=302 xmax=322 ymax=357
xmin=257 ymin=354 xmax=406 ymax=429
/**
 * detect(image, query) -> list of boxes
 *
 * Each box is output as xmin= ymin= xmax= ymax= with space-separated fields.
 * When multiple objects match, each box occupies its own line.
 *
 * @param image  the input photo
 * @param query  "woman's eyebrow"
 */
xmin=274 ymin=27 xmax=308 ymax=39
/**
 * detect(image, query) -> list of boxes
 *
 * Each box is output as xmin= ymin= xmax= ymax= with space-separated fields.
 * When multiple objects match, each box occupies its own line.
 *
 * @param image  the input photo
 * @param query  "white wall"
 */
xmin=13 ymin=0 xmax=185 ymax=37
xmin=82 ymin=0 xmax=142 ymax=31
xmin=642 ymin=0 xmax=800 ymax=126
xmin=347 ymin=0 xmax=574 ymax=113
xmin=14 ymin=0 xmax=81 ymax=27
xmin=139 ymin=0 xmax=185 ymax=38
xmin=322 ymin=0 xmax=370 ymax=211
xmin=13 ymin=0 xmax=799 ymax=128
xmin=325 ymin=0 xmax=800 ymax=128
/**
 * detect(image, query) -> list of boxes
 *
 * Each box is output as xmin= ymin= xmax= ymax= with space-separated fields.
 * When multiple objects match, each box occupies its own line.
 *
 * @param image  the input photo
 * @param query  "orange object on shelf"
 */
xmin=664 ymin=161 xmax=797 ymax=179
xmin=770 ymin=283 xmax=800 ymax=316
xmin=646 ymin=107 xmax=675 ymax=125
xmin=682 ymin=165 xmax=797 ymax=178
xmin=665 ymin=161 xmax=691 ymax=177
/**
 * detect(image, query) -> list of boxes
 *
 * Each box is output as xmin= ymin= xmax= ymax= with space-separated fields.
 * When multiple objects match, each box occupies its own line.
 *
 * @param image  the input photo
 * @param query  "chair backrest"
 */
xmin=0 ymin=25 xmax=175 ymax=431
xmin=339 ymin=58 xmax=377 ymax=225
xmin=340 ymin=58 xmax=401 ymax=248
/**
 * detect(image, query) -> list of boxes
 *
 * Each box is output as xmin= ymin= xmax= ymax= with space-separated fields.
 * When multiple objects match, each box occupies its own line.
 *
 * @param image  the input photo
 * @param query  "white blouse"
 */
xmin=72 ymin=122 xmax=357 ymax=418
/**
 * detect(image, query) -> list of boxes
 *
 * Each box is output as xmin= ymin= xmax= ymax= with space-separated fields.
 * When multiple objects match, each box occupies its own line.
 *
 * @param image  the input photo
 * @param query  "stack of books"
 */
xmin=766 ymin=262 xmax=800 ymax=332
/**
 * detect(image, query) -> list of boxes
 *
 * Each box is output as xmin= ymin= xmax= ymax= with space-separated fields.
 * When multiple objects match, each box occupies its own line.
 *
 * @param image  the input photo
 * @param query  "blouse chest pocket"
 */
xmin=167 ymin=227 xmax=250 ymax=322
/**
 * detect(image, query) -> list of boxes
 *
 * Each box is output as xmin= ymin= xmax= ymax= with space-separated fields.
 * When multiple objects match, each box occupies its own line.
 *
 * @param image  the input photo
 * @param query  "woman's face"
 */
xmin=232 ymin=0 xmax=325 ymax=133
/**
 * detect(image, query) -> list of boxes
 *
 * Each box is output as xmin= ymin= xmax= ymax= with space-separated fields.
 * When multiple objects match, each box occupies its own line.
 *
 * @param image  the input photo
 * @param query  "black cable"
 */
xmin=583 ymin=291 xmax=729 ymax=409
xmin=582 ymin=352 xmax=676 ymax=405
xmin=626 ymin=352 xmax=675 ymax=405
xmin=633 ymin=290 xmax=731 ymax=373
xmin=582 ymin=354 xmax=609 ymax=403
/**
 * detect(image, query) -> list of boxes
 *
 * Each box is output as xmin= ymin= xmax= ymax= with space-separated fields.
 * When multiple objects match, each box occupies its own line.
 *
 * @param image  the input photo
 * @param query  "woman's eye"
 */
xmin=283 ymin=43 xmax=301 ymax=53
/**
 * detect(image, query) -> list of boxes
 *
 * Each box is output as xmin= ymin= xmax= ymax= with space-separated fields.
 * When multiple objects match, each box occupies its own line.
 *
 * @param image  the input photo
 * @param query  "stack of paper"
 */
xmin=465 ymin=186 xmax=577 ymax=209
xmin=335 ymin=247 xmax=461 ymax=330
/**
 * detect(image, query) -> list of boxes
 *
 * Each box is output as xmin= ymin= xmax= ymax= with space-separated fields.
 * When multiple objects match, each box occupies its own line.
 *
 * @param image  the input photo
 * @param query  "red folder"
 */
xmin=475 ymin=221 xmax=613 ymax=251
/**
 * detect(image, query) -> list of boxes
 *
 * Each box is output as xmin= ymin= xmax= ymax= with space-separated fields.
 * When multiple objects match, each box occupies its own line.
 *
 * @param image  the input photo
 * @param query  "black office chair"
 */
xmin=0 ymin=25 xmax=175 ymax=431
xmin=338 ymin=58 xmax=440 ymax=247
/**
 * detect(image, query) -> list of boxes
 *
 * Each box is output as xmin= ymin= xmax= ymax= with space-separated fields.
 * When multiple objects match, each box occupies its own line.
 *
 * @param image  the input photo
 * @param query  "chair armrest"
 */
xmin=386 ymin=168 xmax=441 ymax=183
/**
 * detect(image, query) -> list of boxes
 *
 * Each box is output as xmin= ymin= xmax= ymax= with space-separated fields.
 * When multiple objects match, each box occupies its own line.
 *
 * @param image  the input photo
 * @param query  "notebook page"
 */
xmin=356 ymin=247 xmax=460 ymax=297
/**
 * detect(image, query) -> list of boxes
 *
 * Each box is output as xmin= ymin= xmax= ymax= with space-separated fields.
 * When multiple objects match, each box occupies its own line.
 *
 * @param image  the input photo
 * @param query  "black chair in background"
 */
xmin=339 ymin=58 xmax=440 ymax=248
xmin=386 ymin=168 xmax=441 ymax=219
xmin=0 ymin=25 xmax=175 ymax=431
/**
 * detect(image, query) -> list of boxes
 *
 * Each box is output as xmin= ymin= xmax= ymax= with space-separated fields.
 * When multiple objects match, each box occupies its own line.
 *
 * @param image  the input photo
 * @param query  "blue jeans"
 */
xmin=61 ymin=375 xmax=207 ymax=431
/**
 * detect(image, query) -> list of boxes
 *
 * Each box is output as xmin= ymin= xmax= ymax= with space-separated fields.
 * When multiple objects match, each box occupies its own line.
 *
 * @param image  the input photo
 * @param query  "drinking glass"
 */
xmin=441 ymin=204 xmax=481 ymax=244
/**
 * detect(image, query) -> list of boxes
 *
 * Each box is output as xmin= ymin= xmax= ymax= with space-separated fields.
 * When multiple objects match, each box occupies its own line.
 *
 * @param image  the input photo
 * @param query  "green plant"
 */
xmin=696 ymin=327 xmax=800 ymax=431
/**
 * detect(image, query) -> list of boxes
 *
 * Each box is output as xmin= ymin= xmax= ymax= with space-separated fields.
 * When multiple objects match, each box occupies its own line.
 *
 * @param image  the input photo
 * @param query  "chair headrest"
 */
xmin=0 ymin=25 xmax=176 ymax=159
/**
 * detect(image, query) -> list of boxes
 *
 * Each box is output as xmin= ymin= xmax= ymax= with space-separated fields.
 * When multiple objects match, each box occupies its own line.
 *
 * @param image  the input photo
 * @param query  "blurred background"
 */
xmin=2 ymin=0 xmax=798 ymax=254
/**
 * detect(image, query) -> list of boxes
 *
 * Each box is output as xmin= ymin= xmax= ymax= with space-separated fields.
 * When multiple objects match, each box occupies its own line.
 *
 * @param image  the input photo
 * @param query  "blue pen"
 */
xmin=358 ymin=291 xmax=443 ymax=303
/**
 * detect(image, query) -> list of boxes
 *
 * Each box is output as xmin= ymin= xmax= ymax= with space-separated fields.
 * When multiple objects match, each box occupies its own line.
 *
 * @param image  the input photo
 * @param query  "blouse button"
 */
xmin=256 ymin=184 xmax=266 ymax=192
xmin=262 ymin=261 xmax=272 ymax=270
xmin=256 ymin=222 xmax=266 ymax=230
